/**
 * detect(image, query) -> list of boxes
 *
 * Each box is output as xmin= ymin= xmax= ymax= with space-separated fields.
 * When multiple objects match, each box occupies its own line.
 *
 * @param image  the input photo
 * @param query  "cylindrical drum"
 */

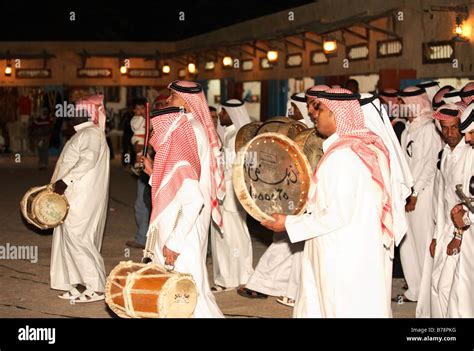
xmin=105 ymin=261 xmax=197 ymax=318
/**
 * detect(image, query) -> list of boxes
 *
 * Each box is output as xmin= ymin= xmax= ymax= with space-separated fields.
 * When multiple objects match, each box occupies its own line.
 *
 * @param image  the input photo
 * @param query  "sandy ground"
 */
xmin=0 ymin=155 xmax=415 ymax=318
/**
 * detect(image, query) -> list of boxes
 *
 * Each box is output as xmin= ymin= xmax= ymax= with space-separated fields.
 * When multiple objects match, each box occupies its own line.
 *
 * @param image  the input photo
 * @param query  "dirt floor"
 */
xmin=0 ymin=154 xmax=415 ymax=318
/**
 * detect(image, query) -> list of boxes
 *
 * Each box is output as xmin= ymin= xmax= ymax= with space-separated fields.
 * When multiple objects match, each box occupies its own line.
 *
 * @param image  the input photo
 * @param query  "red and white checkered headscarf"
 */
xmin=433 ymin=103 xmax=466 ymax=130
xmin=305 ymin=85 xmax=330 ymax=97
xmin=433 ymin=103 xmax=466 ymax=121
xmin=148 ymin=108 xmax=201 ymax=225
xmin=168 ymin=80 xmax=225 ymax=233
xmin=312 ymin=88 xmax=393 ymax=243
xmin=75 ymin=94 xmax=107 ymax=131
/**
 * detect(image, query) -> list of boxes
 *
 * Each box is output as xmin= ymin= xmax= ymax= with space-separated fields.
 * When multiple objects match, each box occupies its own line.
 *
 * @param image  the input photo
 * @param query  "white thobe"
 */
xmin=50 ymin=121 xmax=109 ymax=292
xmin=245 ymin=233 xmax=304 ymax=297
xmin=416 ymin=156 xmax=443 ymax=317
xmin=210 ymin=125 xmax=254 ymax=288
xmin=150 ymin=115 xmax=223 ymax=318
xmin=400 ymin=120 xmax=443 ymax=301
xmin=430 ymin=141 xmax=474 ymax=317
xmin=285 ymin=133 xmax=392 ymax=318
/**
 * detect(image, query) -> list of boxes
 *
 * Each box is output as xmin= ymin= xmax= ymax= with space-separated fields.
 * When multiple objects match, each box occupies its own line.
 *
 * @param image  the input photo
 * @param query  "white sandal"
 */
xmin=73 ymin=289 xmax=105 ymax=303
xmin=58 ymin=287 xmax=81 ymax=300
xmin=276 ymin=296 xmax=295 ymax=307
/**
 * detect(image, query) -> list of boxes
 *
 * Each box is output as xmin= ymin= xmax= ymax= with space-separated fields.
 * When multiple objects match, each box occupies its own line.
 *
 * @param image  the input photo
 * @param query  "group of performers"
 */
xmin=46 ymin=78 xmax=474 ymax=318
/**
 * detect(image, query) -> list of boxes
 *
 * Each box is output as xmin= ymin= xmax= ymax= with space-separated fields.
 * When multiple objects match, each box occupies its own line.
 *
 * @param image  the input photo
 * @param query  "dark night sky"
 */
xmin=0 ymin=1 xmax=314 ymax=41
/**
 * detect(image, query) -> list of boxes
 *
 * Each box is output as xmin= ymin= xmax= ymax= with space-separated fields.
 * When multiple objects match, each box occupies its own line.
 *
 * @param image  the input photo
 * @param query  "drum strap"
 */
xmin=143 ymin=226 xmax=157 ymax=262
xmin=142 ymin=207 xmax=182 ymax=268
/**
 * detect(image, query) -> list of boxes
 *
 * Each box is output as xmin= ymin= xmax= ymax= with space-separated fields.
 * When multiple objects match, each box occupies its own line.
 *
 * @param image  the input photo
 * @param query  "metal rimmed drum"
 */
xmin=20 ymin=184 xmax=69 ymax=230
xmin=235 ymin=121 xmax=262 ymax=152
xmin=293 ymin=128 xmax=324 ymax=173
xmin=255 ymin=118 xmax=307 ymax=140
xmin=233 ymin=132 xmax=311 ymax=222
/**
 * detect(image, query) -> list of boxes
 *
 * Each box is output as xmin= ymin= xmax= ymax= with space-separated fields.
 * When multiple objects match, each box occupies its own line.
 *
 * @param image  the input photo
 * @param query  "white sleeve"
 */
xmin=413 ymin=126 xmax=443 ymax=194
xmin=285 ymin=150 xmax=358 ymax=243
xmin=165 ymin=179 xmax=204 ymax=253
xmin=432 ymin=170 xmax=445 ymax=240
xmin=62 ymin=130 xmax=101 ymax=185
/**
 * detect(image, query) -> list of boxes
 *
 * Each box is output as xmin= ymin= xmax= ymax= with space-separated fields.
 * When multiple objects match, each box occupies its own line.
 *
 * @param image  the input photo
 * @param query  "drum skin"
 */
xmin=233 ymin=133 xmax=311 ymax=222
xmin=235 ymin=121 xmax=262 ymax=152
xmin=293 ymin=129 xmax=324 ymax=173
xmin=20 ymin=185 xmax=69 ymax=230
xmin=256 ymin=118 xmax=306 ymax=140
xmin=105 ymin=261 xmax=197 ymax=318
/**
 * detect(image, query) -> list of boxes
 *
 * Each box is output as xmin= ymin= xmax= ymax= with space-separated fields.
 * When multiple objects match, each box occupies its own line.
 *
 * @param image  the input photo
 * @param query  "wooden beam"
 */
xmin=303 ymin=32 xmax=323 ymax=47
xmin=357 ymin=22 xmax=400 ymax=39
xmin=342 ymin=28 xmax=368 ymax=41
xmin=240 ymin=45 xmax=256 ymax=58
xmin=284 ymin=38 xmax=305 ymax=50
xmin=245 ymin=41 xmax=268 ymax=54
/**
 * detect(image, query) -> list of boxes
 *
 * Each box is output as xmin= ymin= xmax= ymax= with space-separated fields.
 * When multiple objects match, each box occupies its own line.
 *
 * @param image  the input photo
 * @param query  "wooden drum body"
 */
xmin=20 ymin=185 xmax=69 ymax=230
xmin=233 ymin=133 xmax=311 ymax=222
xmin=105 ymin=261 xmax=197 ymax=318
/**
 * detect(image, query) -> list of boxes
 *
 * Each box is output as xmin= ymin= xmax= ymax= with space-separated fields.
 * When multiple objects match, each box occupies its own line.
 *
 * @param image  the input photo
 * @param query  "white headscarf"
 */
xmin=220 ymin=99 xmax=251 ymax=132
xmin=400 ymin=86 xmax=434 ymax=132
xmin=460 ymin=102 xmax=474 ymax=133
xmin=286 ymin=92 xmax=313 ymax=127
xmin=360 ymin=93 xmax=415 ymax=246
xmin=416 ymin=81 xmax=440 ymax=102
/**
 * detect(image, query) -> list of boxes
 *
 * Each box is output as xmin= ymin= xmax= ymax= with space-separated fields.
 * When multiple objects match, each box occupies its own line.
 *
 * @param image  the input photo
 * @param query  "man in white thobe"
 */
xmin=142 ymin=81 xmax=225 ymax=318
xmin=238 ymin=87 xmax=328 ymax=305
xmin=262 ymin=88 xmax=394 ymax=318
xmin=360 ymin=93 xmax=415 ymax=315
xmin=415 ymin=104 xmax=465 ymax=317
xmin=427 ymin=104 xmax=474 ymax=317
xmin=399 ymin=86 xmax=443 ymax=303
xmin=210 ymin=99 xmax=254 ymax=291
xmin=50 ymin=94 xmax=109 ymax=303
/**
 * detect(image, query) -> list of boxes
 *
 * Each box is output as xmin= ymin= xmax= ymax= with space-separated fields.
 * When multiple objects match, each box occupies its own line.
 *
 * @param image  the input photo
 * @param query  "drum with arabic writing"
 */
xmin=233 ymin=132 xmax=311 ymax=222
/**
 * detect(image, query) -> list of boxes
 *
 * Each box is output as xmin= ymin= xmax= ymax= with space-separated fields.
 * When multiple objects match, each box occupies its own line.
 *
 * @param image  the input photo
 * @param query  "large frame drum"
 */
xmin=293 ymin=129 xmax=325 ymax=173
xmin=256 ymin=118 xmax=307 ymax=140
xmin=20 ymin=185 xmax=69 ymax=230
xmin=235 ymin=121 xmax=262 ymax=152
xmin=105 ymin=261 xmax=197 ymax=318
xmin=233 ymin=133 xmax=311 ymax=222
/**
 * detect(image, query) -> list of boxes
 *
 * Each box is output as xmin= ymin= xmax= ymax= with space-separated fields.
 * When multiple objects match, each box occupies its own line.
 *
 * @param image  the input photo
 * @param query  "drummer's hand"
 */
xmin=138 ymin=155 xmax=153 ymax=176
xmin=163 ymin=245 xmax=180 ymax=267
xmin=52 ymin=179 xmax=67 ymax=195
xmin=447 ymin=236 xmax=462 ymax=256
xmin=261 ymin=213 xmax=287 ymax=232
xmin=451 ymin=204 xmax=466 ymax=229
xmin=429 ymin=239 xmax=436 ymax=258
